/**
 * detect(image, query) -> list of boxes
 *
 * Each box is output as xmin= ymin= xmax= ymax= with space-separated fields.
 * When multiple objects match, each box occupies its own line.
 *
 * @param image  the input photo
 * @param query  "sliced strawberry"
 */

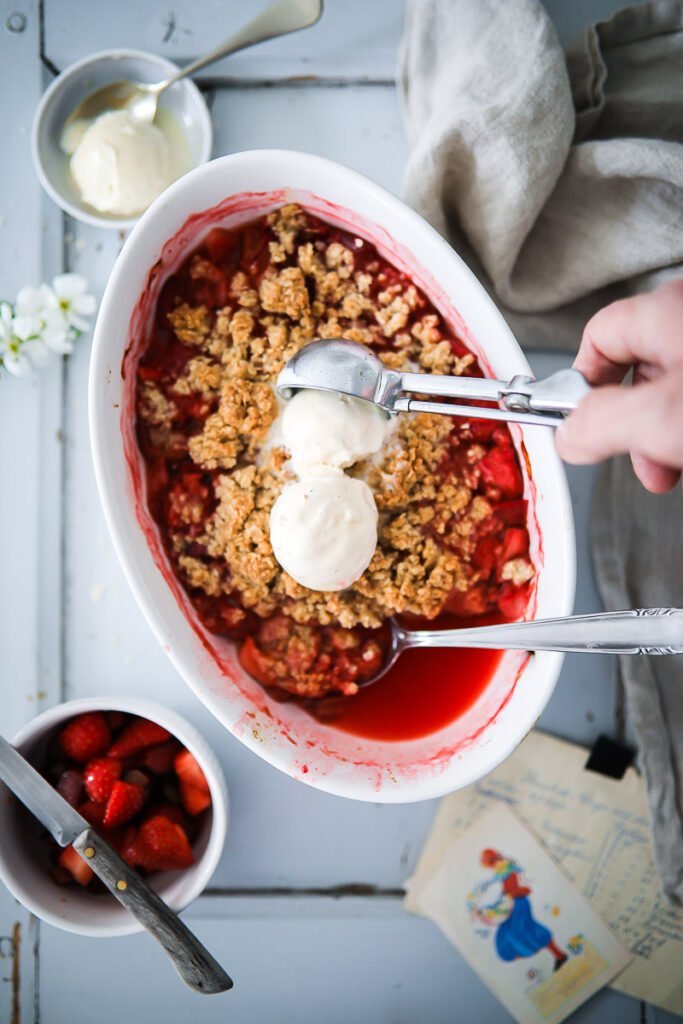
xmin=107 ymin=719 xmax=171 ymax=759
xmin=76 ymin=800 xmax=106 ymax=829
xmin=496 ymin=528 xmax=529 ymax=582
xmin=101 ymin=826 xmax=126 ymax=854
xmin=179 ymin=780 xmax=211 ymax=817
xmin=140 ymin=740 xmax=180 ymax=775
xmin=498 ymin=582 xmax=530 ymax=620
xmin=240 ymin=224 xmax=270 ymax=278
xmin=203 ymin=227 xmax=239 ymax=264
xmin=495 ymin=499 xmax=527 ymax=526
xmin=58 ymin=845 xmax=93 ymax=886
xmin=445 ymin=583 xmax=491 ymax=617
xmin=492 ymin=426 xmax=513 ymax=447
xmin=56 ymin=769 xmax=83 ymax=808
xmin=469 ymin=420 xmax=498 ymax=442
xmin=500 ymin=528 xmax=529 ymax=562
xmin=174 ymin=749 xmax=210 ymax=794
xmin=105 ymin=710 xmax=127 ymax=731
xmin=472 ymin=536 xmax=498 ymax=574
xmin=478 ymin=447 xmax=524 ymax=499
xmin=133 ymin=814 xmax=195 ymax=871
xmin=121 ymin=826 xmax=139 ymax=867
xmin=83 ymin=757 xmax=122 ymax=803
xmin=59 ymin=712 xmax=111 ymax=763
xmin=238 ymin=635 xmax=274 ymax=685
xmin=103 ymin=781 xmax=146 ymax=827
xmin=146 ymin=802 xmax=186 ymax=827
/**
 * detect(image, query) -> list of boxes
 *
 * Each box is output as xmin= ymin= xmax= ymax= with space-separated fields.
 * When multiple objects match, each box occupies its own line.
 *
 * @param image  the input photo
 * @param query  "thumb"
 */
xmin=555 ymin=371 xmax=683 ymax=491
xmin=555 ymin=383 xmax=649 ymax=465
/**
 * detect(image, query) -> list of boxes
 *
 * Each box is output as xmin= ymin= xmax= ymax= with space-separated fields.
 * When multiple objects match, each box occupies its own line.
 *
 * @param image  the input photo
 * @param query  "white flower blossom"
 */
xmin=15 ymin=283 xmax=59 ymax=318
xmin=0 ymin=307 xmax=51 ymax=376
xmin=0 ymin=302 xmax=13 ymax=346
xmin=1 ymin=274 xmax=96 ymax=379
xmin=52 ymin=274 xmax=97 ymax=332
xmin=41 ymin=308 xmax=72 ymax=354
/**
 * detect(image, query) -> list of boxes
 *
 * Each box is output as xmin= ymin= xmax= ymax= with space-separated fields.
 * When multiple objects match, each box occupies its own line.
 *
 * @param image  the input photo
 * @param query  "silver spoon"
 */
xmin=365 ymin=608 xmax=683 ymax=685
xmin=277 ymin=338 xmax=591 ymax=428
xmin=64 ymin=0 xmax=323 ymax=126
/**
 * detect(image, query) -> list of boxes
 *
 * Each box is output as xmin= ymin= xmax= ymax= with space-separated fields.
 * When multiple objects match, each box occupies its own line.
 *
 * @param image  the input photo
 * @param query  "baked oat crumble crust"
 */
xmin=137 ymin=203 xmax=534 ymax=696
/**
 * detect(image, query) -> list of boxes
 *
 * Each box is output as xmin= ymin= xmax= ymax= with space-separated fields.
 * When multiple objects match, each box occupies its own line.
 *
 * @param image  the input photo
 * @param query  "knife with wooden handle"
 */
xmin=0 ymin=733 xmax=233 ymax=994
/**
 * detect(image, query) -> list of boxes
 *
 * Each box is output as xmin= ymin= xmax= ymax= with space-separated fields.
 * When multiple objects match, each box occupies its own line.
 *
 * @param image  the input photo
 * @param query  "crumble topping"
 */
xmin=167 ymin=302 xmax=211 ymax=346
xmin=138 ymin=381 xmax=176 ymax=428
xmin=136 ymin=203 xmax=534 ymax=697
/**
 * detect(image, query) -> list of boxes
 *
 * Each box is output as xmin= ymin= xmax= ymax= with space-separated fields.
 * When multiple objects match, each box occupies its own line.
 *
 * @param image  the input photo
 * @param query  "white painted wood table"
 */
xmin=0 ymin=1 xmax=679 ymax=1021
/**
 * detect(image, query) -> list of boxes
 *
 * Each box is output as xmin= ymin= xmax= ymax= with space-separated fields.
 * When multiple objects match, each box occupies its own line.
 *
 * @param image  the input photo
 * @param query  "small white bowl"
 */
xmin=0 ymin=696 xmax=228 ymax=937
xmin=90 ymin=151 xmax=576 ymax=803
xmin=31 ymin=49 xmax=213 ymax=230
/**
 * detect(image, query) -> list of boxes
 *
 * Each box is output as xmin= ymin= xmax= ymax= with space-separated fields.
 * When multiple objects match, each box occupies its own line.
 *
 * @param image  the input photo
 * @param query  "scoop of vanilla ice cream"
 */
xmin=281 ymin=389 xmax=391 ymax=476
xmin=70 ymin=110 xmax=179 ymax=216
xmin=269 ymin=468 xmax=378 ymax=592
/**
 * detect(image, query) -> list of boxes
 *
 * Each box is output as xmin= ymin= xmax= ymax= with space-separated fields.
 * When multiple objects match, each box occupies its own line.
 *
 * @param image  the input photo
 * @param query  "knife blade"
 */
xmin=0 ymin=733 xmax=89 ymax=846
xmin=0 ymin=732 xmax=233 ymax=994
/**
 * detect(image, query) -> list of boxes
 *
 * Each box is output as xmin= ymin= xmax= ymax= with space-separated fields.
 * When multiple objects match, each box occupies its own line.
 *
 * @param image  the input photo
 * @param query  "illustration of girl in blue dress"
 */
xmin=468 ymin=848 xmax=568 ymax=971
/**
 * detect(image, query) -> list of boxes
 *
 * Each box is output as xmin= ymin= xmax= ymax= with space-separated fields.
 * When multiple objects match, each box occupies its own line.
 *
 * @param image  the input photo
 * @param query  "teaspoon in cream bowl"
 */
xmin=65 ymin=0 xmax=323 ymax=126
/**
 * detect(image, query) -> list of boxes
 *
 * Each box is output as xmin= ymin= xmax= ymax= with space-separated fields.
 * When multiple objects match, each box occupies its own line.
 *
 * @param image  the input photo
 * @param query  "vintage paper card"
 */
xmin=405 ymin=730 xmax=683 ymax=1015
xmin=417 ymin=803 xmax=632 ymax=1024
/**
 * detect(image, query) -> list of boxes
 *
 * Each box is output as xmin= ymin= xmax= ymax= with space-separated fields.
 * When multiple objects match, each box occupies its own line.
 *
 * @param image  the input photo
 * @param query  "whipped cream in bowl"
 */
xmin=32 ymin=50 xmax=212 ymax=229
xmin=62 ymin=109 xmax=191 ymax=218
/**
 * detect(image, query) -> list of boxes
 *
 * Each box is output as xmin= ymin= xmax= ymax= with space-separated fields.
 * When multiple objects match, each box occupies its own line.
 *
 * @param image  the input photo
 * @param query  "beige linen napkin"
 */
xmin=398 ymin=0 xmax=683 ymax=902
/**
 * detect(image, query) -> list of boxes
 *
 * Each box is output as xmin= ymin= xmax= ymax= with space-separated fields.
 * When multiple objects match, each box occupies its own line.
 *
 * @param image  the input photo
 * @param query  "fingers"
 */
xmin=555 ymin=366 xmax=683 ymax=493
xmin=629 ymin=453 xmax=681 ymax=494
xmin=573 ymin=279 xmax=683 ymax=386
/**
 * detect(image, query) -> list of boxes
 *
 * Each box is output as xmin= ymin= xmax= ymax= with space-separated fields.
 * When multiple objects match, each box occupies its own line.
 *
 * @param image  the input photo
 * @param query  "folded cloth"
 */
xmin=398 ymin=0 xmax=683 ymax=902
xmin=593 ymin=458 xmax=683 ymax=902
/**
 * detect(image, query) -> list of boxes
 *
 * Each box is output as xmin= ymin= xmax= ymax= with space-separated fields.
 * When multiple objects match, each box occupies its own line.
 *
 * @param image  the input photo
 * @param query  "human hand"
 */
xmin=555 ymin=280 xmax=683 ymax=493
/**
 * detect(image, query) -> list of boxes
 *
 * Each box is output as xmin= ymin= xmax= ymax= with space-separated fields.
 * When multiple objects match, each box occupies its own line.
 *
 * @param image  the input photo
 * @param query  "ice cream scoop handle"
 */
xmin=72 ymin=828 xmax=233 ymax=993
xmin=398 ymin=608 xmax=683 ymax=655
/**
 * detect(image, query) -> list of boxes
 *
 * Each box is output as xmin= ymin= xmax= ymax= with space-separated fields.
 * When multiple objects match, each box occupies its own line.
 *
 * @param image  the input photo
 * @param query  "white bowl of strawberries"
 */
xmin=0 ymin=697 xmax=228 ymax=936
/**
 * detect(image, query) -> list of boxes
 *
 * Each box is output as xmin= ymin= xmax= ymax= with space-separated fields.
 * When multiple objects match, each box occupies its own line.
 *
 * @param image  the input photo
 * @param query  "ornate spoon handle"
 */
xmin=400 ymin=608 xmax=683 ymax=656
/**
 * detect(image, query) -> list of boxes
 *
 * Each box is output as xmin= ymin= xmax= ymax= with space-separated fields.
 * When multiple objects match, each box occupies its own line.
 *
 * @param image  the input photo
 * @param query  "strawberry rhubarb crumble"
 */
xmin=135 ymin=204 xmax=535 ymax=702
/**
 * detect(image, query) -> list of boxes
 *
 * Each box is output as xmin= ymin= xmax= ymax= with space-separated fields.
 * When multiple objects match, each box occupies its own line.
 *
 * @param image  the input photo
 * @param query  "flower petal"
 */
xmin=52 ymin=273 xmax=88 ymax=300
xmin=23 ymin=338 xmax=54 ymax=369
xmin=2 ymin=347 xmax=34 ymax=377
xmin=71 ymin=294 xmax=97 ymax=316
xmin=0 ymin=303 xmax=13 ymax=340
xmin=42 ymin=327 xmax=74 ymax=354
xmin=16 ymin=284 xmax=57 ymax=316
xmin=65 ymin=311 xmax=93 ymax=332
xmin=12 ymin=314 xmax=42 ymax=341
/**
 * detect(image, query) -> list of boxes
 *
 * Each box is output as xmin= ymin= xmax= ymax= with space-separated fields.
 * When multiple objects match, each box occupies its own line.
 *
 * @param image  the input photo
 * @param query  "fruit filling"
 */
xmin=133 ymin=204 xmax=535 ymax=704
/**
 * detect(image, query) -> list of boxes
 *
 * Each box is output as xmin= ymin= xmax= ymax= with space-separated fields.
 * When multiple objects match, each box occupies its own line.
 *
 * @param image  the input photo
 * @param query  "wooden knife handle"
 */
xmin=73 ymin=828 xmax=233 ymax=994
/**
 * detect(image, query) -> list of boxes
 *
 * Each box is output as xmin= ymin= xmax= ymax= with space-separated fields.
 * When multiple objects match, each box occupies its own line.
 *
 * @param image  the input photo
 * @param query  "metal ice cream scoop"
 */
xmin=277 ymin=338 xmax=591 ymax=428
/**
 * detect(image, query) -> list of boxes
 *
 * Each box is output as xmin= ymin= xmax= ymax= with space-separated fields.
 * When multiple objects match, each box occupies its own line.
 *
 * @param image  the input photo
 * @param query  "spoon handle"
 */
xmin=400 ymin=608 xmax=683 ymax=655
xmin=161 ymin=0 xmax=323 ymax=90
